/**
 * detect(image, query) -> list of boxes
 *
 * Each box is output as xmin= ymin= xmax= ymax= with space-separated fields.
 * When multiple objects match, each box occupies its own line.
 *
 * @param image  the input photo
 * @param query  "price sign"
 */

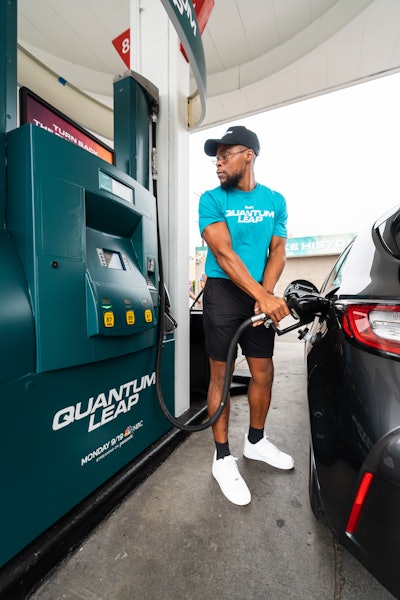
xmin=112 ymin=28 xmax=130 ymax=69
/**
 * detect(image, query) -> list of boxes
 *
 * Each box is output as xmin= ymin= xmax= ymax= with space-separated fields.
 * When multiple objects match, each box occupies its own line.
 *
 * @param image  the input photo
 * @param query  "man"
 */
xmin=198 ymin=125 xmax=293 ymax=506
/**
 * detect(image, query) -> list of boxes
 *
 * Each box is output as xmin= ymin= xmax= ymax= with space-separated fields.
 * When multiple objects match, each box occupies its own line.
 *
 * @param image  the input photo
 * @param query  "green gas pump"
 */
xmin=0 ymin=2 xmax=175 ymax=579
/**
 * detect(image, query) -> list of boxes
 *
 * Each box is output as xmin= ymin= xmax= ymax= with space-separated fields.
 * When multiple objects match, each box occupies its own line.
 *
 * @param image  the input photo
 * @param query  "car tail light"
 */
xmin=346 ymin=471 xmax=374 ymax=535
xmin=342 ymin=304 xmax=400 ymax=355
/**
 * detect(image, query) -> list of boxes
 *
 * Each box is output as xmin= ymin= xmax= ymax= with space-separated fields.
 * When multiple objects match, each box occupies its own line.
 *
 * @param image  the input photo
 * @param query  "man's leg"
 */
xmin=246 ymin=356 xmax=274 ymax=429
xmin=207 ymin=358 xmax=232 ymax=444
xmin=244 ymin=355 xmax=294 ymax=470
xmin=208 ymin=358 xmax=251 ymax=505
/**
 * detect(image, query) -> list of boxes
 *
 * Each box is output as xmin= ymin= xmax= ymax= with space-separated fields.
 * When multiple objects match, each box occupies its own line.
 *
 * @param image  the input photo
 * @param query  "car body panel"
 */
xmin=301 ymin=205 xmax=400 ymax=597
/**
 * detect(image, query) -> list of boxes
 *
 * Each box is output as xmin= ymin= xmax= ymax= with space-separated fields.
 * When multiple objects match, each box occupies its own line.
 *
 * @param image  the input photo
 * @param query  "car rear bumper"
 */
xmin=341 ymin=427 xmax=400 ymax=597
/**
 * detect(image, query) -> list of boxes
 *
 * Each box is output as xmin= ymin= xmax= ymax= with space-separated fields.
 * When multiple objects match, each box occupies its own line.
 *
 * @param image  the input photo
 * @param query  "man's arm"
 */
xmin=201 ymin=222 xmax=289 ymax=325
xmin=262 ymin=235 xmax=286 ymax=293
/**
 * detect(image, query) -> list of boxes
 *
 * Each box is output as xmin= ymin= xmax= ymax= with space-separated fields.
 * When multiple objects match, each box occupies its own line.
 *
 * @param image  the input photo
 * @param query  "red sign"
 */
xmin=112 ymin=0 xmax=213 ymax=68
xmin=112 ymin=28 xmax=130 ymax=69
xmin=180 ymin=0 xmax=214 ymax=62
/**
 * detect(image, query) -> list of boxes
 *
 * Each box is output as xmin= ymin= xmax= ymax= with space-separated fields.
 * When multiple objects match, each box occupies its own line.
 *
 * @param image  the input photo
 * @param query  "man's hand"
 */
xmin=253 ymin=292 xmax=289 ymax=327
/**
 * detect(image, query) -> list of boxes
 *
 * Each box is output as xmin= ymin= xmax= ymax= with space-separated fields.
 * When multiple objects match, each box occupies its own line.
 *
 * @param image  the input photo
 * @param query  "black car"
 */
xmin=286 ymin=205 xmax=400 ymax=598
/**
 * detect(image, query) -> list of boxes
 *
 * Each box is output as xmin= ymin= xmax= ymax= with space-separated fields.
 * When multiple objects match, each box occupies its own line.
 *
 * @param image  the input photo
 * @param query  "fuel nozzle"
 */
xmin=251 ymin=311 xmax=306 ymax=337
xmin=284 ymin=279 xmax=330 ymax=325
xmin=250 ymin=312 xmax=269 ymax=325
xmin=250 ymin=280 xmax=331 ymax=338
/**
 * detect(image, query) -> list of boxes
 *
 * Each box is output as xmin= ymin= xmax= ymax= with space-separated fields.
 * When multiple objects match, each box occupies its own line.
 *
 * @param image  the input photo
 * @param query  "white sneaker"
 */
xmin=212 ymin=452 xmax=251 ymax=505
xmin=243 ymin=435 xmax=294 ymax=470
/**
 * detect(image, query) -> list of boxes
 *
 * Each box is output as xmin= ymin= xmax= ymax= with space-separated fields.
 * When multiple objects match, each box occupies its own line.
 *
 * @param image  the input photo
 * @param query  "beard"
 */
xmin=220 ymin=164 xmax=246 ymax=190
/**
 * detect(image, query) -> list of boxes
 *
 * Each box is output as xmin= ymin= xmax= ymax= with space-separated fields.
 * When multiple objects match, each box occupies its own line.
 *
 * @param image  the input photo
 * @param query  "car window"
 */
xmin=376 ymin=208 xmax=400 ymax=258
xmin=320 ymin=242 xmax=354 ymax=295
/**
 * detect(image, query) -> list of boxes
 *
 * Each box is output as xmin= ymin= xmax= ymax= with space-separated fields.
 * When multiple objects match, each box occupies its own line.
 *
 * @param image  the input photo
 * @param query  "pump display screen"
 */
xmin=96 ymin=248 xmax=125 ymax=270
xmin=103 ymin=250 xmax=124 ymax=270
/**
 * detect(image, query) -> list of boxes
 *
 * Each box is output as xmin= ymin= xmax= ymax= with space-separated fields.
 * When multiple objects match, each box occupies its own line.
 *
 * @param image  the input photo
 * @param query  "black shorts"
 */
xmin=202 ymin=278 xmax=275 ymax=362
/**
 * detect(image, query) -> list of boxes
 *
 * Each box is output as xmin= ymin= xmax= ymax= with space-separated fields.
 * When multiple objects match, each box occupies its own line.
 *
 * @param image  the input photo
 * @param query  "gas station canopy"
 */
xmin=17 ymin=0 xmax=400 ymax=131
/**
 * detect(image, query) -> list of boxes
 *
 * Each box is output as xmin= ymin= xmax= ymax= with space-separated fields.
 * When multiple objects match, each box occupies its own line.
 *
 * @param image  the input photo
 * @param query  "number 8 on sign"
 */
xmin=112 ymin=28 xmax=131 ymax=69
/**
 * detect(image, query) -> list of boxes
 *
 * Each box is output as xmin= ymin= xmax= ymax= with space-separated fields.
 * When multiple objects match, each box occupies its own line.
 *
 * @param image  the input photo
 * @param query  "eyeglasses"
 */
xmin=211 ymin=149 xmax=248 ymax=164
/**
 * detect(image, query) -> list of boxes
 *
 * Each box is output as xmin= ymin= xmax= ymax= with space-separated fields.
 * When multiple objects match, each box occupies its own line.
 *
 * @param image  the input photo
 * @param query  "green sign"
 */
xmin=160 ymin=0 xmax=206 ymax=126
xmin=286 ymin=233 xmax=355 ymax=257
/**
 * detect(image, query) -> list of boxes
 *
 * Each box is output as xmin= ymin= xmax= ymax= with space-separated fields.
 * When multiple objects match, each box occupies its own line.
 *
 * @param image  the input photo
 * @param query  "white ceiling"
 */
xmin=202 ymin=0 xmax=400 ymax=128
xmin=17 ymin=0 xmax=400 ymax=131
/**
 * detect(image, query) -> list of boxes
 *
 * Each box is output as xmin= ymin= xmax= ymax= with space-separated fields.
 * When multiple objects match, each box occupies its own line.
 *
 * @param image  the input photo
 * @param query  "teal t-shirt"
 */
xmin=198 ymin=183 xmax=287 ymax=282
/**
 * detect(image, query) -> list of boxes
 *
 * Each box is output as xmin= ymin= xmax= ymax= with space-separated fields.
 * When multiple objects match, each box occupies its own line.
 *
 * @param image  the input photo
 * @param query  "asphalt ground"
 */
xmin=30 ymin=336 xmax=395 ymax=599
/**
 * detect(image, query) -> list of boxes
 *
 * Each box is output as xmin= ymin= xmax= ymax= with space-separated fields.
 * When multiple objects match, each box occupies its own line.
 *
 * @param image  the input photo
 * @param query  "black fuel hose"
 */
xmin=155 ymin=306 xmax=264 ymax=431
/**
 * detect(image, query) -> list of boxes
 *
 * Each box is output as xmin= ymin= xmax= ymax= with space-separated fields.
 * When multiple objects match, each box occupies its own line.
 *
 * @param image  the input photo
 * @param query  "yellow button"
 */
xmin=144 ymin=309 xmax=153 ymax=323
xmin=103 ymin=311 xmax=114 ymax=328
xmin=126 ymin=310 xmax=135 ymax=325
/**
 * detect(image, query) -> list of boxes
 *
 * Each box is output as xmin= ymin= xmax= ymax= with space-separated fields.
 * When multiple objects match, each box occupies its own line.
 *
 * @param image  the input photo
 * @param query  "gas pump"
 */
xmin=0 ymin=2 xmax=177 ymax=581
xmin=1 ymin=103 xmax=175 ymax=570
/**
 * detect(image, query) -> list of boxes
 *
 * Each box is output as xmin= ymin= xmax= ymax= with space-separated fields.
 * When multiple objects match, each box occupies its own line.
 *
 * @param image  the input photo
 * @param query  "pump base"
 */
xmin=0 ymin=404 xmax=207 ymax=600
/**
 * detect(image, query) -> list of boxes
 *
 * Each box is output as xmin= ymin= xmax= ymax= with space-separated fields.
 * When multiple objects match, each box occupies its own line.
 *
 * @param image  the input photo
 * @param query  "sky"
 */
xmin=189 ymin=72 xmax=400 ymax=250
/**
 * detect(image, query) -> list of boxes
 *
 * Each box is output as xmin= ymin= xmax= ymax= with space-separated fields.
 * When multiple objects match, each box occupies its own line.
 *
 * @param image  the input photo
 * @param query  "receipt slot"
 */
xmin=0 ymin=123 xmax=174 ymax=568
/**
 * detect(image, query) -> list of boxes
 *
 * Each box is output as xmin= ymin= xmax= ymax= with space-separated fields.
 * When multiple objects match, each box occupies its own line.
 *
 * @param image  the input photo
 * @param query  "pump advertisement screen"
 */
xmin=19 ymin=87 xmax=115 ymax=165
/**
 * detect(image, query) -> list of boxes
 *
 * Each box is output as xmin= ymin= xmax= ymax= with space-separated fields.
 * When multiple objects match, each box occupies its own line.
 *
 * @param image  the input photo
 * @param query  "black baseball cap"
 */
xmin=204 ymin=125 xmax=260 ymax=156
